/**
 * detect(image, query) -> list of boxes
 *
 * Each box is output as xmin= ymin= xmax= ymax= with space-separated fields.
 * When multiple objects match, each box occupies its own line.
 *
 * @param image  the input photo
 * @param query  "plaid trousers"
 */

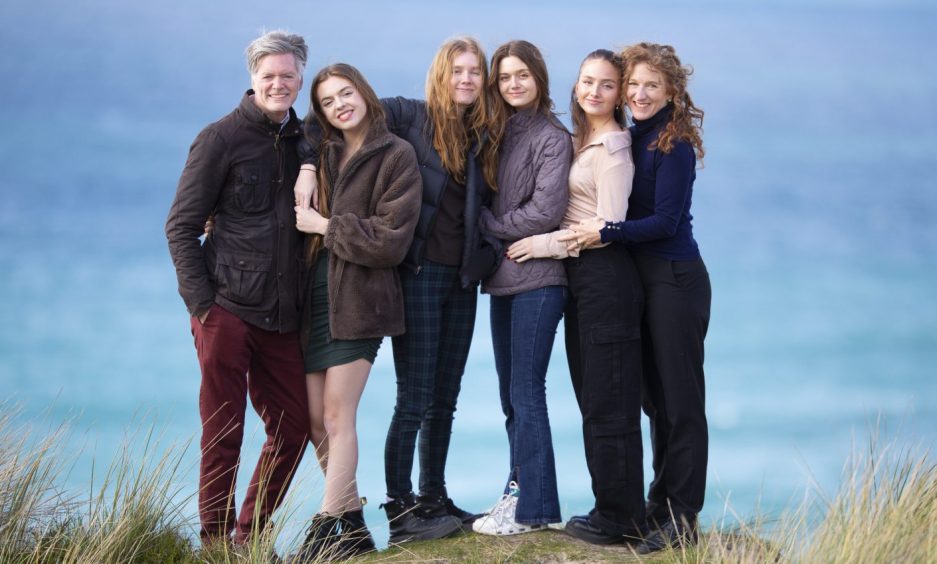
xmin=385 ymin=260 xmax=477 ymax=498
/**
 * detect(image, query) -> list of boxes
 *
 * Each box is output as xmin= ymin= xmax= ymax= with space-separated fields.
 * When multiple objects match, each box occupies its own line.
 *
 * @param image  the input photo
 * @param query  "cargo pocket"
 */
xmin=233 ymin=165 xmax=271 ymax=213
xmin=214 ymin=251 xmax=272 ymax=306
xmin=589 ymin=323 xmax=641 ymax=396
xmin=589 ymin=416 xmax=641 ymax=487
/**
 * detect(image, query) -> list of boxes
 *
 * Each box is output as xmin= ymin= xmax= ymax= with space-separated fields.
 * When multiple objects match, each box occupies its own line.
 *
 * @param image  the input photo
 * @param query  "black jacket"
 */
xmin=302 ymin=97 xmax=499 ymax=288
xmin=382 ymin=97 xmax=501 ymax=287
xmin=166 ymin=91 xmax=304 ymax=332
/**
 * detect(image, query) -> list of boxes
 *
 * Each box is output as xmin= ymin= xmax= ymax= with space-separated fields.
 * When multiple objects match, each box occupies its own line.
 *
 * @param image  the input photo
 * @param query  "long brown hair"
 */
xmin=425 ymin=37 xmax=495 ymax=188
xmin=620 ymin=42 xmax=705 ymax=162
xmin=485 ymin=40 xmax=558 ymax=190
xmin=569 ymin=49 xmax=626 ymax=145
xmin=303 ymin=63 xmax=386 ymax=264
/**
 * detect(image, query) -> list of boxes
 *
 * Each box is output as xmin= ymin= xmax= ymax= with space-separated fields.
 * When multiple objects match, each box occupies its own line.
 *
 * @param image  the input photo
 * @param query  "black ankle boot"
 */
xmin=417 ymin=490 xmax=481 ymax=530
xmin=337 ymin=509 xmax=376 ymax=556
xmin=294 ymin=513 xmax=341 ymax=562
xmin=380 ymin=493 xmax=462 ymax=544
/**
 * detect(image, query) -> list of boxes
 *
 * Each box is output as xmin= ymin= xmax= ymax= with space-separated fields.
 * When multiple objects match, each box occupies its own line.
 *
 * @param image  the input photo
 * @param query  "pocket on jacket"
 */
xmin=214 ymin=251 xmax=272 ymax=306
xmin=233 ymin=164 xmax=271 ymax=213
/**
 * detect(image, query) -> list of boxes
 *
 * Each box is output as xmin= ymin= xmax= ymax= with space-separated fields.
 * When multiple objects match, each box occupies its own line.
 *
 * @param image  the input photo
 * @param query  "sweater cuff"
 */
xmin=599 ymin=221 xmax=618 ymax=244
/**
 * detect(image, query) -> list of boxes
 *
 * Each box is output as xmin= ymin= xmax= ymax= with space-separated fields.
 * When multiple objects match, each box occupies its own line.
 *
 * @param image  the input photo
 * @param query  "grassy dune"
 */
xmin=1 ymin=410 xmax=934 ymax=563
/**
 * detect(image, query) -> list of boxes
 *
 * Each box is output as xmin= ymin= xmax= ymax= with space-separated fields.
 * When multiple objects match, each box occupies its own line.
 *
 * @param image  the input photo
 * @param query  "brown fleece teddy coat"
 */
xmin=306 ymin=123 xmax=422 ymax=341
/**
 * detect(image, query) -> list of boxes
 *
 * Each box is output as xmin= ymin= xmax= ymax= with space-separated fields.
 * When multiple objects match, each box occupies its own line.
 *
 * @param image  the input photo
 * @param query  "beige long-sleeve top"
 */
xmin=529 ymin=129 xmax=634 ymax=259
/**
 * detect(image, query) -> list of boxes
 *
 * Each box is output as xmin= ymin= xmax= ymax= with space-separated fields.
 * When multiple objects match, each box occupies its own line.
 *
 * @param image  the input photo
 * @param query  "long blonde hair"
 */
xmin=425 ymin=37 xmax=496 ymax=188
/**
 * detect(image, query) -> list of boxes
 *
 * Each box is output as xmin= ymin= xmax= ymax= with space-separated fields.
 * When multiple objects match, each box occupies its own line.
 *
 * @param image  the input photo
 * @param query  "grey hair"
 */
xmin=245 ymin=30 xmax=308 ymax=76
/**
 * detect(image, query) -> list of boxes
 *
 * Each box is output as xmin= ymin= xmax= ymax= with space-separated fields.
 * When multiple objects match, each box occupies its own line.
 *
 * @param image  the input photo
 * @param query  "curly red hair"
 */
xmin=621 ymin=42 xmax=705 ymax=163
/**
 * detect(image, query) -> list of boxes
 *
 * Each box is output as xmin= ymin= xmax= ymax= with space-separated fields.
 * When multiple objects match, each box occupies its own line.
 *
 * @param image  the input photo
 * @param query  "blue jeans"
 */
xmin=490 ymin=285 xmax=567 ymax=524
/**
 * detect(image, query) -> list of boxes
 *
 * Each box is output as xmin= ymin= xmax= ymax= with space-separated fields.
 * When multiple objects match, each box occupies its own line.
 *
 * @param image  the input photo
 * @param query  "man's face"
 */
xmin=250 ymin=53 xmax=302 ymax=122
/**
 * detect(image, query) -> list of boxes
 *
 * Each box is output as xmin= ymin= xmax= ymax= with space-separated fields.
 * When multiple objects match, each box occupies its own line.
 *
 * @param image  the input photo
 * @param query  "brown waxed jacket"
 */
xmin=165 ymin=91 xmax=304 ymax=333
xmin=304 ymin=123 xmax=422 ymax=341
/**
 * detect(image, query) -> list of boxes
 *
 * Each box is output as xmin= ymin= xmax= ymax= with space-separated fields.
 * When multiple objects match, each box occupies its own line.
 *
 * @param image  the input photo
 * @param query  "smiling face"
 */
xmin=625 ymin=62 xmax=670 ymax=121
xmin=316 ymin=76 xmax=368 ymax=135
xmin=250 ymin=53 xmax=302 ymax=122
xmin=498 ymin=55 xmax=538 ymax=110
xmin=575 ymin=58 xmax=621 ymax=120
xmin=449 ymin=50 xmax=484 ymax=108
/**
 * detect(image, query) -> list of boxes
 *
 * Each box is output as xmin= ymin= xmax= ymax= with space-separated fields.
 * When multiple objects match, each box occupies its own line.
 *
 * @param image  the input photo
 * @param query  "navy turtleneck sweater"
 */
xmin=599 ymin=105 xmax=701 ymax=260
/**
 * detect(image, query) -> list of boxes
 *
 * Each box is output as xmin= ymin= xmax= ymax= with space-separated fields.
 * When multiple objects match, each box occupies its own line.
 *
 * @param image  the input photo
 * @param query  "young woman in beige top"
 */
xmin=507 ymin=49 xmax=648 ymax=546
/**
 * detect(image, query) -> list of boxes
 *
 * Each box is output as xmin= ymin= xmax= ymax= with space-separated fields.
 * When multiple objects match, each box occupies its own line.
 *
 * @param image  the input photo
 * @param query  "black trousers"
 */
xmin=632 ymin=252 xmax=711 ymax=524
xmin=565 ymin=244 xmax=646 ymax=535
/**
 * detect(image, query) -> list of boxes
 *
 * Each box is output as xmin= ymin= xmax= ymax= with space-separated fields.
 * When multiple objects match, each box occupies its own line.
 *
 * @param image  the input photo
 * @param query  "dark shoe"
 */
xmin=336 ymin=509 xmax=376 ymax=557
xmin=634 ymin=517 xmax=699 ymax=555
xmin=566 ymin=510 xmax=594 ymax=526
xmin=293 ymin=514 xmax=343 ymax=562
xmin=381 ymin=494 xmax=462 ymax=544
xmin=564 ymin=515 xmax=626 ymax=546
xmin=418 ymin=491 xmax=482 ymax=530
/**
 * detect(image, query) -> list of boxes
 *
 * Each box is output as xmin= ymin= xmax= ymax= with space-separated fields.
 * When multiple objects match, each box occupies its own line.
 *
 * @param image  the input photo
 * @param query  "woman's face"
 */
xmin=625 ymin=62 xmax=670 ymax=121
xmin=449 ymin=50 xmax=483 ymax=107
xmin=497 ymin=55 xmax=538 ymax=110
xmin=316 ymin=76 xmax=368 ymax=134
xmin=574 ymin=58 xmax=620 ymax=120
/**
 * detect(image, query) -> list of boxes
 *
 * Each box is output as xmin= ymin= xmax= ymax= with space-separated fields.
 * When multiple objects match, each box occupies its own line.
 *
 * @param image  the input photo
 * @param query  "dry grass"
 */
xmin=1 ymin=407 xmax=935 ymax=563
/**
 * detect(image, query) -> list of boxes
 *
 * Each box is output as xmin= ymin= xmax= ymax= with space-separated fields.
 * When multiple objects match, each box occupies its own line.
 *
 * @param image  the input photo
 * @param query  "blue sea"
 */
xmin=2 ymin=0 xmax=936 ymax=549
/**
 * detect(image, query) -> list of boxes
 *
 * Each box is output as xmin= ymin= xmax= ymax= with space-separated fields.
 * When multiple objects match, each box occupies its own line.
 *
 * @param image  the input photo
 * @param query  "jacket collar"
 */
xmin=238 ymin=90 xmax=303 ymax=137
xmin=507 ymin=107 xmax=540 ymax=131
xmin=325 ymin=122 xmax=394 ymax=186
xmin=578 ymin=129 xmax=631 ymax=155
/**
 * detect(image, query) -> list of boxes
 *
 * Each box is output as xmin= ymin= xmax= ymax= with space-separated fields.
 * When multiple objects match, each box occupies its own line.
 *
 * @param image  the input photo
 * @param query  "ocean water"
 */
xmin=2 ymin=0 xmax=936 ymax=549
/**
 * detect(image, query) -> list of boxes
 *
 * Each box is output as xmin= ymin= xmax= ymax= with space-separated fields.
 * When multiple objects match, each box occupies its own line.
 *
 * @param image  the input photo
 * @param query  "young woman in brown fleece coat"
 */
xmin=293 ymin=63 xmax=421 ymax=559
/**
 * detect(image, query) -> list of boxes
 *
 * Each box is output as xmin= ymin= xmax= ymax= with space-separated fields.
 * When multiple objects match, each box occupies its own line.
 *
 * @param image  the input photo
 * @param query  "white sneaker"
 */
xmin=472 ymin=481 xmax=545 ymax=536
xmin=473 ymin=493 xmax=511 ymax=533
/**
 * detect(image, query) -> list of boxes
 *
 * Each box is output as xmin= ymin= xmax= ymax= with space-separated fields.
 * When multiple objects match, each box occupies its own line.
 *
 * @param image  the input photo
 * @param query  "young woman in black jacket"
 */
xmin=379 ymin=36 xmax=500 ymax=543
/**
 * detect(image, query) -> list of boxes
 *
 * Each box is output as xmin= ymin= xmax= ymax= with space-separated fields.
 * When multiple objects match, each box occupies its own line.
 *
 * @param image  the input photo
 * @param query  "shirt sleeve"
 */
xmin=594 ymin=141 xmax=634 ymax=222
xmin=528 ymin=229 xmax=577 ymax=259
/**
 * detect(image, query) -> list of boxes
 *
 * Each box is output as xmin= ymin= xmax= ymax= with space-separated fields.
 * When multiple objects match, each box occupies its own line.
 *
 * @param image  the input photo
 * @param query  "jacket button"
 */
xmin=265 ymin=317 xmax=270 ymax=324
xmin=238 ymin=260 xmax=246 ymax=266
xmin=277 ymin=272 xmax=283 ymax=278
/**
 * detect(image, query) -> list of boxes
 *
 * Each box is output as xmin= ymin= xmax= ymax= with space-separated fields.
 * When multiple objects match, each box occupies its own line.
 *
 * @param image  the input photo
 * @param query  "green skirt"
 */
xmin=303 ymin=252 xmax=381 ymax=373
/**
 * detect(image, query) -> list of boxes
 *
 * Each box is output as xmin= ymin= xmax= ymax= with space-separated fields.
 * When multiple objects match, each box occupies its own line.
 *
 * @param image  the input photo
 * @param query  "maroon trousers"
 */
xmin=190 ymin=304 xmax=309 ymax=543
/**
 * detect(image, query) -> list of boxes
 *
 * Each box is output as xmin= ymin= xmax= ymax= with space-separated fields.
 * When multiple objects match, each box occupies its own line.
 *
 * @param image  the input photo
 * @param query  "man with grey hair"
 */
xmin=165 ymin=30 xmax=310 ymax=546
